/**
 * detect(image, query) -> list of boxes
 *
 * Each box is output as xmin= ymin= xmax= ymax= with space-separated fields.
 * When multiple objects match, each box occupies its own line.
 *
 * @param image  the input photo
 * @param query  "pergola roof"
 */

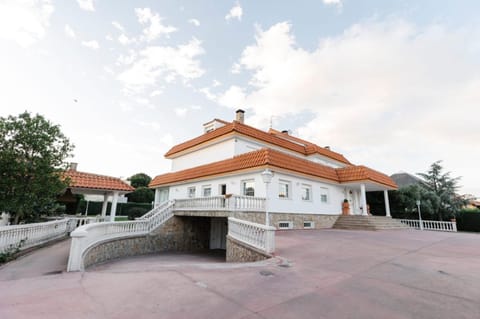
xmin=64 ymin=169 xmax=134 ymax=193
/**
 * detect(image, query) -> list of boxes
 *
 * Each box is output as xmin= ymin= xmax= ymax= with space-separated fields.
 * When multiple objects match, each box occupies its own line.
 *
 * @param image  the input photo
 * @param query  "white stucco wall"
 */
xmin=162 ymin=170 xmax=345 ymax=215
xmin=171 ymin=139 xmax=235 ymax=172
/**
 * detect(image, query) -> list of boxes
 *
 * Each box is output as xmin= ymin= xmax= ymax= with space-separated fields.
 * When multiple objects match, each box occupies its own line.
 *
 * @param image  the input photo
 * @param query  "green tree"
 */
xmin=128 ymin=173 xmax=151 ymax=188
xmin=417 ymin=161 xmax=465 ymax=220
xmin=0 ymin=112 xmax=74 ymax=224
xmin=126 ymin=187 xmax=155 ymax=203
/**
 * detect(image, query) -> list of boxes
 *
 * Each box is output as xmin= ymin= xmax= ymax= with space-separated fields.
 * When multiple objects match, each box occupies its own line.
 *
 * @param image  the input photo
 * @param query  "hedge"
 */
xmin=456 ymin=209 xmax=480 ymax=232
xmin=77 ymin=200 xmax=153 ymax=220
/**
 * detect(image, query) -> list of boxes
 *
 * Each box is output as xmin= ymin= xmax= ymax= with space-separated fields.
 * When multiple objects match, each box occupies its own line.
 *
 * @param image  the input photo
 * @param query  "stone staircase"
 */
xmin=333 ymin=215 xmax=409 ymax=231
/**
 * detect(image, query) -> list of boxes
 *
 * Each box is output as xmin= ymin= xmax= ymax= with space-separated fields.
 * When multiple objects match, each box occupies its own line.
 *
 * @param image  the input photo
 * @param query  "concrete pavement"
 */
xmin=0 ymin=229 xmax=479 ymax=319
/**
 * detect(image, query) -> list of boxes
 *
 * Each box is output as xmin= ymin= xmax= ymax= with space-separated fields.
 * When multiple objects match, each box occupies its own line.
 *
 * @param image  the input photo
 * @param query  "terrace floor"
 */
xmin=0 ymin=229 xmax=479 ymax=319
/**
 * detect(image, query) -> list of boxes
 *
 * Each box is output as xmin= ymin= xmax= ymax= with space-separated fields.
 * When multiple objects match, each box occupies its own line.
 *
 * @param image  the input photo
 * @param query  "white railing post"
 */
xmin=67 ymin=228 xmax=88 ymax=271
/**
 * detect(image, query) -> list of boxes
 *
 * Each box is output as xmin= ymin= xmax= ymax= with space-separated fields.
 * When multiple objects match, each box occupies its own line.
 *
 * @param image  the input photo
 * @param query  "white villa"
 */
xmin=150 ymin=110 xmax=397 ymax=230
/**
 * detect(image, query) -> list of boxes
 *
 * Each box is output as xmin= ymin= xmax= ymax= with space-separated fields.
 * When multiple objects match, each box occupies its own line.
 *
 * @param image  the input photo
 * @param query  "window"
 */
xmin=278 ymin=221 xmax=293 ymax=229
xmin=242 ymin=180 xmax=255 ymax=196
xmin=202 ymin=185 xmax=212 ymax=197
xmin=278 ymin=180 xmax=291 ymax=199
xmin=303 ymin=221 xmax=315 ymax=229
xmin=301 ymin=184 xmax=312 ymax=201
xmin=320 ymin=187 xmax=329 ymax=203
xmin=187 ymin=187 xmax=196 ymax=198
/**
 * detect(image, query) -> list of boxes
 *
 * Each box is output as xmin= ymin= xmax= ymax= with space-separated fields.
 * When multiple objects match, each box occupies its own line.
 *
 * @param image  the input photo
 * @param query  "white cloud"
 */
xmin=231 ymin=62 xmax=242 ymax=74
xmin=0 ymin=0 xmax=54 ymax=47
xmin=212 ymin=79 xmax=222 ymax=87
xmin=82 ymin=40 xmax=99 ymax=50
xmin=118 ymin=34 xmax=134 ymax=45
xmin=225 ymin=2 xmax=243 ymax=21
xmin=135 ymin=7 xmax=177 ymax=41
xmin=160 ymin=133 xmax=174 ymax=147
xmin=117 ymin=38 xmax=205 ymax=95
xmin=112 ymin=21 xmax=125 ymax=32
xmin=188 ymin=18 xmax=200 ymax=27
xmin=218 ymin=20 xmax=480 ymax=187
xmin=105 ymin=34 xmax=114 ymax=41
xmin=64 ymin=24 xmax=75 ymax=38
xmin=198 ymin=87 xmax=217 ymax=101
xmin=77 ymin=0 xmax=94 ymax=11
xmin=150 ymin=89 xmax=163 ymax=97
xmin=323 ymin=0 xmax=342 ymax=5
xmin=174 ymin=107 xmax=188 ymax=117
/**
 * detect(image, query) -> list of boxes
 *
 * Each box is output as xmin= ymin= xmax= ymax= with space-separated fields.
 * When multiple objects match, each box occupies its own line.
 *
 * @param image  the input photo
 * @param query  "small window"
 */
xmin=301 ymin=184 xmax=312 ymax=201
xmin=242 ymin=179 xmax=255 ymax=196
xmin=187 ymin=187 xmax=196 ymax=198
xmin=278 ymin=221 xmax=293 ymax=229
xmin=279 ymin=180 xmax=291 ymax=199
xmin=202 ymin=185 xmax=212 ymax=197
xmin=320 ymin=187 xmax=329 ymax=203
xmin=303 ymin=221 xmax=315 ymax=229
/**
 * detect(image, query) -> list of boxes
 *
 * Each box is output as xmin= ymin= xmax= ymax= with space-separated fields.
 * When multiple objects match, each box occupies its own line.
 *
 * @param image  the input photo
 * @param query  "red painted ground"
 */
xmin=0 ymin=229 xmax=479 ymax=319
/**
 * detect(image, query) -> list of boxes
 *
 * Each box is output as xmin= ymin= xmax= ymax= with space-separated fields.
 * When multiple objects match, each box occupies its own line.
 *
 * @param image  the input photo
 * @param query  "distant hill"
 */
xmin=390 ymin=172 xmax=424 ymax=188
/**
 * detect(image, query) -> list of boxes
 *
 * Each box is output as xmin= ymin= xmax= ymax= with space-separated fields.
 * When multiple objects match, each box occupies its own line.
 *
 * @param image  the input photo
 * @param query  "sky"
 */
xmin=0 ymin=0 xmax=479 ymax=197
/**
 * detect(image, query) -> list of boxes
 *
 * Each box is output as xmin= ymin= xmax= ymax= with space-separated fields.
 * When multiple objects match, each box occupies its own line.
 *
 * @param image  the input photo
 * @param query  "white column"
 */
xmin=360 ymin=184 xmax=368 ymax=216
xmin=101 ymin=193 xmax=109 ymax=218
xmin=384 ymin=190 xmax=391 ymax=217
xmin=110 ymin=191 xmax=119 ymax=222
xmin=154 ymin=188 xmax=161 ymax=207
xmin=265 ymin=182 xmax=270 ymax=226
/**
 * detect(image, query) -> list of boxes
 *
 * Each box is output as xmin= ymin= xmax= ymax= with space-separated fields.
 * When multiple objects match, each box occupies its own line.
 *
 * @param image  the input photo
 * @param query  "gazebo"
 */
xmin=62 ymin=163 xmax=134 ymax=221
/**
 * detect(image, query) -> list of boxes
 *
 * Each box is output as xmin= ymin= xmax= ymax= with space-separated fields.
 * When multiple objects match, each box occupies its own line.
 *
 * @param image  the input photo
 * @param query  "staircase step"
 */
xmin=333 ymin=216 xmax=408 ymax=231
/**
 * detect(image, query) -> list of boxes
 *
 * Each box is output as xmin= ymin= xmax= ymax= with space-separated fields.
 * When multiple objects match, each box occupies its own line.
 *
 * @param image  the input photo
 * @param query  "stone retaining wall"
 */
xmin=174 ymin=210 xmax=340 ymax=230
xmin=226 ymin=236 xmax=270 ymax=262
xmin=83 ymin=216 xmax=210 ymax=269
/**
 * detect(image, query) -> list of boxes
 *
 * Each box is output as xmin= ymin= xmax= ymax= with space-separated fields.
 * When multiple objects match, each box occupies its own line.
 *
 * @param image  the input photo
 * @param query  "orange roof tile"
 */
xmin=64 ymin=170 xmax=134 ymax=192
xmin=150 ymin=148 xmax=396 ymax=189
xmin=336 ymin=166 xmax=397 ymax=188
xmin=165 ymin=121 xmax=351 ymax=165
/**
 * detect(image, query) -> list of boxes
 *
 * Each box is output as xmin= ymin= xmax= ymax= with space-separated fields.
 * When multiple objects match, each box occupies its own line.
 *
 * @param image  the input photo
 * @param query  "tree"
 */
xmin=126 ymin=173 xmax=154 ymax=203
xmin=0 ymin=112 xmax=74 ymax=224
xmin=417 ymin=161 xmax=465 ymax=220
xmin=128 ymin=173 xmax=151 ymax=188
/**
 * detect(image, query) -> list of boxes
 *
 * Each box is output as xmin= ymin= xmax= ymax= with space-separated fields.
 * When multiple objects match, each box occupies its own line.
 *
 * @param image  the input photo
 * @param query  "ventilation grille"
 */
xmin=303 ymin=221 xmax=315 ymax=229
xmin=278 ymin=221 xmax=293 ymax=229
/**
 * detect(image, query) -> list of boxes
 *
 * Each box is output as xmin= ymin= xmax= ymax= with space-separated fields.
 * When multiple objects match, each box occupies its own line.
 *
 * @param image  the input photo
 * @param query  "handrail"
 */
xmin=398 ymin=219 xmax=457 ymax=232
xmin=67 ymin=201 xmax=175 ymax=271
xmin=228 ymin=217 xmax=275 ymax=254
xmin=174 ymin=195 xmax=266 ymax=212
xmin=0 ymin=217 xmax=97 ymax=253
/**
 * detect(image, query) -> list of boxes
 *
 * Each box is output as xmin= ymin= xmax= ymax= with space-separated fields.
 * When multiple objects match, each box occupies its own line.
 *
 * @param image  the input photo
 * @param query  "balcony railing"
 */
xmin=399 ymin=219 xmax=457 ymax=232
xmin=228 ymin=217 xmax=275 ymax=254
xmin=174 ymin=195 xmax=265 ymax=212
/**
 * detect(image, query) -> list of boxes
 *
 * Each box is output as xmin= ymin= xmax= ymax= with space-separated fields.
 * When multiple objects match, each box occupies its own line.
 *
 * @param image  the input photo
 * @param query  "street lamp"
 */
xmin=416 ymin=200 xmax=424 ymax=230
xmin=261 ymin=169 xmax=274 ymax=226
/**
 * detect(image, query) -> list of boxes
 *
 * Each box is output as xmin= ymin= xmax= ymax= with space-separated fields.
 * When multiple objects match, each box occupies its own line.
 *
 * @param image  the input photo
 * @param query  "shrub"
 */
xmin=456 ymin=209 xmax=480 ymax=232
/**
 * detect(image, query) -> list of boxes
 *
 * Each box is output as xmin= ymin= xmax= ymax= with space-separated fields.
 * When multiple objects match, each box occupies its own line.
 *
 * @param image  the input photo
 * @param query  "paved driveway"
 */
xmin=0 ymin=229 xmax=479 ymax=319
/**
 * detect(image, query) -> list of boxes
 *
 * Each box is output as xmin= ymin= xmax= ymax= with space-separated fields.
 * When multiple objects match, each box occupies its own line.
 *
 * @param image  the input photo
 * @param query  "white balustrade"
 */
xmin=174 ymin=196 xmax=265 ymax=212
xmin=67 ymin=201 xmax=175 ymax=271
xmin=0 ymin=219 xmax=74 ymax=253
xmin=399 ymin=219 xmax=457 ymax=232
xmin=228 ymin=217 xmax=275 ymax=254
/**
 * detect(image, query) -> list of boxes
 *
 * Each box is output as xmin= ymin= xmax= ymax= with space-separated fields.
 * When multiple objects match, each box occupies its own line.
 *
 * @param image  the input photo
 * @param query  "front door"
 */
xmin=159 ymin=188 xmax=169 ymax=203
xmin=219 ymin=184 xmax=227 ymax=195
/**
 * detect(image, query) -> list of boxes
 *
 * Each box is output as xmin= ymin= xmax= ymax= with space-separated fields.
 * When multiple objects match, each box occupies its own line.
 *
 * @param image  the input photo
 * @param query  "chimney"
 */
xmin=281 ymin=130 xmax=289 ymax=134
xmin=235 ymin=109 xmax=245 ymax=124
xmin=69 ymin=162 xmax=78 ymax=171
xmin=324 ymin=146 xmax=330 ymax=150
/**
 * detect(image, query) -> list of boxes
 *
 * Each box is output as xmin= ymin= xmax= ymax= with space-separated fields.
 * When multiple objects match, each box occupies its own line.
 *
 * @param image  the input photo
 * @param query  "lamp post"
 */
xmin=416 ymin=200 xmax=424 ymax=230
xmin=261 ymin=169 xmax=274 ymax=226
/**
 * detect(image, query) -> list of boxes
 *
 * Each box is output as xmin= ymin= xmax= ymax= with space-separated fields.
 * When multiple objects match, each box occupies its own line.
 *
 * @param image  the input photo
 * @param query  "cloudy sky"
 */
xmin=0 ymin=0 xmax=479 ymax=196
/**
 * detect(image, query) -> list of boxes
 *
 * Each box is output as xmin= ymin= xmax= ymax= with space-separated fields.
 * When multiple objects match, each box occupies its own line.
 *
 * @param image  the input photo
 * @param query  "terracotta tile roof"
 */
xmin=64 ymin=170 xmax=134 ymax=192
xmin=150 ymin=148 xmax=396 ymax=189
xmin=164 ymin=120 xmax=351 ymax=165
xmin=336 ymin=166 xmax=397 ymax=188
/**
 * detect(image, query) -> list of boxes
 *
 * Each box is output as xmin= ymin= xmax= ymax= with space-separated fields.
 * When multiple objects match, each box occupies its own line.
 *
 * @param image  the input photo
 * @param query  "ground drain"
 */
xmin=43 ymin=270 xmax=63 ymax=276
xmin=259 ymin=270 xmax=274 ymax=277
